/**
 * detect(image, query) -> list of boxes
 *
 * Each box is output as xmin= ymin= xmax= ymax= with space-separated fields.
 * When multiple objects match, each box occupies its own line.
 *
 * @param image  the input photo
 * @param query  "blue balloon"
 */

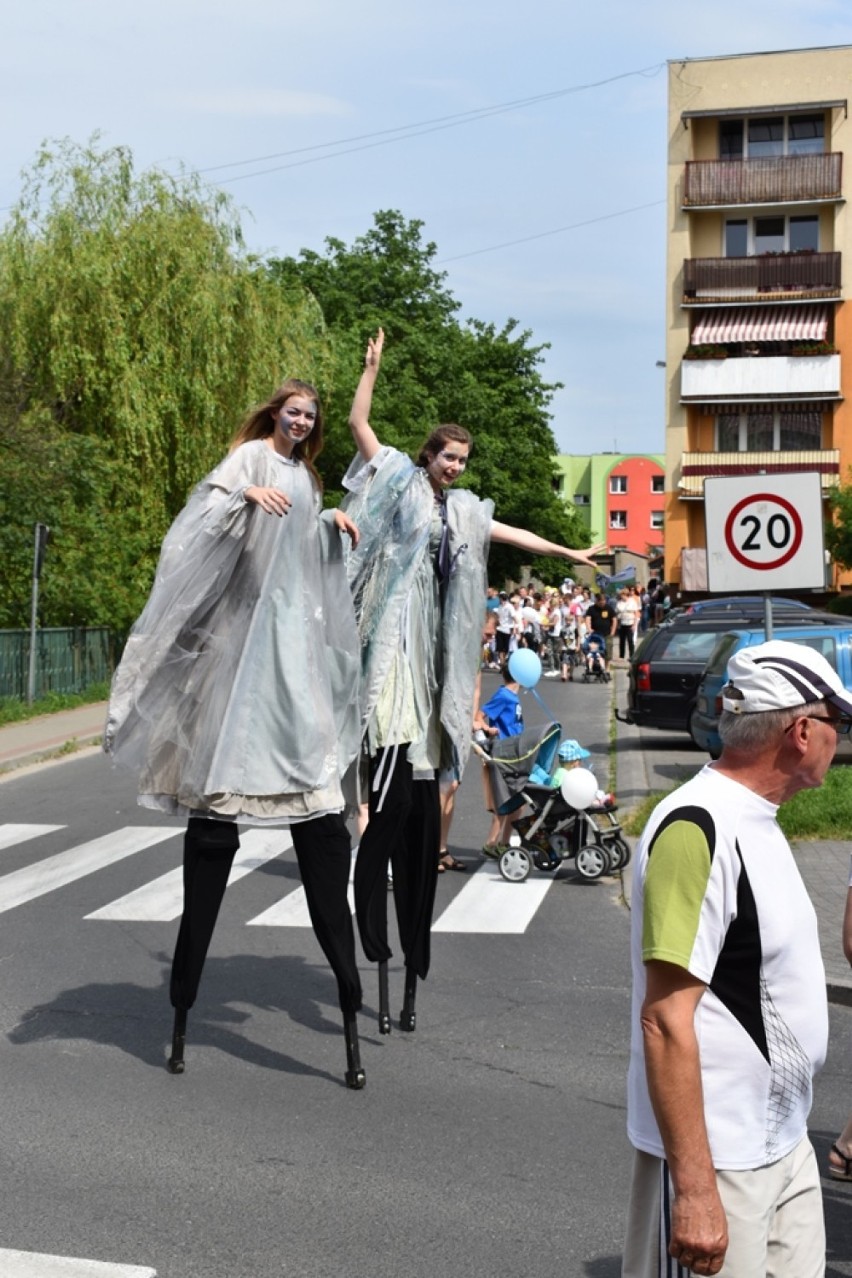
xmin=508 ymin=649 xmax=542 ymax=689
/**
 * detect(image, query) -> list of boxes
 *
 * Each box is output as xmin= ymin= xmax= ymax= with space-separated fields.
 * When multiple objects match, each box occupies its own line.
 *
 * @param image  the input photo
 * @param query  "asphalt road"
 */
xmin=1 ymin=673 xmax=850 ymax=1277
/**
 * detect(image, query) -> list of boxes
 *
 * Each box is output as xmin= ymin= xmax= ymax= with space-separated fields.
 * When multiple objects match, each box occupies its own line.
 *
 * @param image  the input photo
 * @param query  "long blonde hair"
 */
xmin=230 ymin=378 xmax=325 ymax=491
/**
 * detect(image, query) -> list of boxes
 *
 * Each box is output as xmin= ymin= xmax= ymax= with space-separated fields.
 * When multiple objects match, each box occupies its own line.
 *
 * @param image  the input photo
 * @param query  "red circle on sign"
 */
xmin=724 ymin=492 xmax=803 ymax=571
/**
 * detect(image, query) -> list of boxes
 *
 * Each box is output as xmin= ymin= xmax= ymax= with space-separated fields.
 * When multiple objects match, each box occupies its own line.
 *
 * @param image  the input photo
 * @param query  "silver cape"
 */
xmin=341 ymin=445 xmax=493 ymax=784
xmin=104 ymin=439 xmax=361 ymax=823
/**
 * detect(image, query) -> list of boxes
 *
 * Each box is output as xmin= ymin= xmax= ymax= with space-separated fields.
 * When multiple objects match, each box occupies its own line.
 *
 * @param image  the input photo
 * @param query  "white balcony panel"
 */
xmin=681 ymin=354 xmax=840 ymax=401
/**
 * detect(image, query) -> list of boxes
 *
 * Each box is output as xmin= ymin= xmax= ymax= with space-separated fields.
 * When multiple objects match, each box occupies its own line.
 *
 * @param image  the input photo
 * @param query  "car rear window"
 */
xmin=656 ymin=630 xmax=725 ymax=661
xmin=707 ymin=631 xmax=840 ymax=677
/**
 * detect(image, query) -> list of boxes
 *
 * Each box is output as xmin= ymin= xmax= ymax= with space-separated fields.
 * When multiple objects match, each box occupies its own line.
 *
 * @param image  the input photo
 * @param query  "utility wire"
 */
xmin=194 ymin=62 xmax=665 ymax=181
xmin=438 ymin=199 xmax=666 ymax=263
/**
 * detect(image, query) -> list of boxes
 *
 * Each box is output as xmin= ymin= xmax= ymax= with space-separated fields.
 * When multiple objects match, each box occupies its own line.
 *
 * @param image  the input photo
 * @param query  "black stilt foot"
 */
xmin=399 ymin=967 xmax=417 ymax=1032
xmin=344 ymin=1013 xmax=366 ymax=1089
xmin=377 ymin=960 xmax=391 ymax=1035
xmin=167 ymin=1008 xmax=187 ymax=1074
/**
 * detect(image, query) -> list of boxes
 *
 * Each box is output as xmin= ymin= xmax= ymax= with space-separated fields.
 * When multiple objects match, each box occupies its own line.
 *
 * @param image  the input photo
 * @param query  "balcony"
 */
xmin=681 ymin=353 xmax=840 ymax=402
xmin=678 ymin=449 xmax=840 ymax=498
xmin=683 ymin=252 xmax=841 ymax=304
xmin=683 ymin=153 xmax=842 ymax=207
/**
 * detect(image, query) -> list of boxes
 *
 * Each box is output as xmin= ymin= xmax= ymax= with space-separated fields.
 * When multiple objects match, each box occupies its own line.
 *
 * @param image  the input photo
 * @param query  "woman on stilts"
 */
xmin=105 ymin=378 xmax=367 ymax=1088
xmin=343 ymin=329 xmax=599 ymax=1034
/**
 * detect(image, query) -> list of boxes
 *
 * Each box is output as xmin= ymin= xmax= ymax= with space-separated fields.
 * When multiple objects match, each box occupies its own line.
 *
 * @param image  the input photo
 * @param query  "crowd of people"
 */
xmin=482 ymin=580 xmax=674 ymax=679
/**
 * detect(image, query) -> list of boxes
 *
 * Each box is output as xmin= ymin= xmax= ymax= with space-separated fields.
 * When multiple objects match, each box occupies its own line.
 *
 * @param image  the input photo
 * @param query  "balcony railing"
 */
xmin=683 ymin=252 xmax=841 ymax=302
xmin=681 ymin=353 xmax=841 ymax=401
xmin=678 ymin=449 xmax=840 ymax=498
xmin=683 ymin=152 xmax=842 ymax=207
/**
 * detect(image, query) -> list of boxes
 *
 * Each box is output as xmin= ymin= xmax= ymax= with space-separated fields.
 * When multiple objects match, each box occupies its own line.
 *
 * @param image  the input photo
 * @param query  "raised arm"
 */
xmin=349 ymin=328 xmax=385 ymax=462
xmin=490 ymin=520 xmax=603 ymax=570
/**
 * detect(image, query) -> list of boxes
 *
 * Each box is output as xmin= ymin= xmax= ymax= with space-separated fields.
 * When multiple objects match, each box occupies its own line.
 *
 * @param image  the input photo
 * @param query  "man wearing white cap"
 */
xmin=623 ymin=640 xmax=852 ymax=1277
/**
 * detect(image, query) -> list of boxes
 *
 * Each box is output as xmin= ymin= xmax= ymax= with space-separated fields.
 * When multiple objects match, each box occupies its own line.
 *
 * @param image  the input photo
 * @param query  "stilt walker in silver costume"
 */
xmin=105 ymin=379 xmax=367 ymax=1088
xmin=343 ymin=330 xmax=600 ymax=1035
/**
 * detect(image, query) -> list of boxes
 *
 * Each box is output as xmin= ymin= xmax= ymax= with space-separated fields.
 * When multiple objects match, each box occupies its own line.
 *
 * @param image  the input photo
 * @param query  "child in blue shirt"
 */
xmin=477 ymin=666 xmax=524 ymax=740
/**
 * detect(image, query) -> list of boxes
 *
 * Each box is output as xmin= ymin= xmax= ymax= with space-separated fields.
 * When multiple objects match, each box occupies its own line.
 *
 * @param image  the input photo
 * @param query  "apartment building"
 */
xmin=554 ymin=452 xmax=665 ymax=555
xmin=664 ymin=45 xmax=852 ymax=591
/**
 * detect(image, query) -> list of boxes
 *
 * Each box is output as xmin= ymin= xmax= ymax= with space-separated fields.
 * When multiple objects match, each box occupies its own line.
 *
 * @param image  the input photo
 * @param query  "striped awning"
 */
xmin=692 ymin=305 xmax=829 ymax=344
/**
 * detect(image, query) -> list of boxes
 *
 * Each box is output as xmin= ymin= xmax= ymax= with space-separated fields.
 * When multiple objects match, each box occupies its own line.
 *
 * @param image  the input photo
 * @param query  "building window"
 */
xmin=609 ymin=511 xmax=628 ymax=530
xmin=650 ymin=511 xmax=665 ymax=530
xmin=651 ymin=475 xmax=665 ymax=493
xmin=715 ymin=409 xmax=822 ymax=452
xmin=609 ymin=475 xmax=628 ymax=494
xmin=725 ymin=214 xmax=818 ymax=257
xmin=573 ymin=492 xmax=590 ymax=505
xmin=719 ymin=113 xmax=825 ymax=160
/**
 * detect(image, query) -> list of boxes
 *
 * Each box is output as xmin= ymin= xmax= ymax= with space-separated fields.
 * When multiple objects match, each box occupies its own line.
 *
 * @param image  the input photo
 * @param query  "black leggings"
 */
xmin=170 ymin=811 xmax=362 ymax=1017
xmin=353 ymin=746 xmax=440 ymax=979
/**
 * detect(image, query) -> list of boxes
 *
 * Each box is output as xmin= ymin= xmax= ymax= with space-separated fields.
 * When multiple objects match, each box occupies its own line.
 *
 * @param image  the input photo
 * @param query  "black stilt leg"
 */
xmin=167 ymin=1007 xmax=187 ymax=1074
xmin=291 ymin=815 xmax=365 ymax=1087
xmin=378 ymin=959 xmax=391 ymax=1035
xmin=344 ymin=1012 xmax=366 ymax=1089
xmin=167 ymin=817 xmax=240 ymax=1073
xmin=400 ymin=965 xmax=417 ymax=1032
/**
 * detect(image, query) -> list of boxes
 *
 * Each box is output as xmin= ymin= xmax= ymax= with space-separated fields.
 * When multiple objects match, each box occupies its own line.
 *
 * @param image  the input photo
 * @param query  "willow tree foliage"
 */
xmin=0 ymin=138 xmax=332 ymax=630
xmin=269 ymin=211 xmax=590 ymax=585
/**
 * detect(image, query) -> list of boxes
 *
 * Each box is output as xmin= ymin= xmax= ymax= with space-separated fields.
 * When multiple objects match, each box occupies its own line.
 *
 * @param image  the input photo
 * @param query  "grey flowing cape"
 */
xmin=341 ymin=445 xmax=492 ymax=783
xmin=104 ymin=440 xmax=361 ymax=823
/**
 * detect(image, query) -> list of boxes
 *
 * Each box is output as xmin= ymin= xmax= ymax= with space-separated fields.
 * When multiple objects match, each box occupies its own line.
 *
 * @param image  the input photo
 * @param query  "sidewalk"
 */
xmin=0 ymin=701 xmax=107 ymax=774
xmin=612 ymin=666 xmax=852 ymax=1007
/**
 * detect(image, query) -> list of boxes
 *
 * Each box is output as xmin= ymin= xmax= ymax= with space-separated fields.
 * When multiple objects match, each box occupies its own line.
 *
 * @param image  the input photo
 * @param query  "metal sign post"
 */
xmin=26 ymin=523 xmax=50 ymax=704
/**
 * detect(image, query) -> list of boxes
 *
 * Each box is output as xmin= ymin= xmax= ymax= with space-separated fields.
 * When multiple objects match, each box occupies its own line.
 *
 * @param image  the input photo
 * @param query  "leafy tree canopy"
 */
xmin=269 ymin=211 xmax=589 ymax=584
xmin=0 ymin=137 xmax=331 ymax=629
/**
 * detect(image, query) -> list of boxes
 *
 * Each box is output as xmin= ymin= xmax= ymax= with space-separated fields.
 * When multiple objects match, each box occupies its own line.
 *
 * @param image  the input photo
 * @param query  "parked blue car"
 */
xmin=690 ymin=622 xmax=852 ymax=758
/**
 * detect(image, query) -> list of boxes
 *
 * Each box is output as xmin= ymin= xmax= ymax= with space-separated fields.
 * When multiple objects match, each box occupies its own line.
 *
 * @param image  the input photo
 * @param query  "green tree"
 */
xmin=0 ymin=138 xmax=332 ymax=629
xmin=269 ymin=211 xmax=590 ymax=582
xmin=826 ymin=481 xmax=852 ymax=572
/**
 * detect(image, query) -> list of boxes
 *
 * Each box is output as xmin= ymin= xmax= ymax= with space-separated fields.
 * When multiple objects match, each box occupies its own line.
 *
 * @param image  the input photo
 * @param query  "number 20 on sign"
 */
xmin=704 ymin=474 xmax=826 ymax=592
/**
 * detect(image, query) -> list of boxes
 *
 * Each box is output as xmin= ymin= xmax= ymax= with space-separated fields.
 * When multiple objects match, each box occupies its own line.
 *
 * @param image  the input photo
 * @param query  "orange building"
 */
xmin=663 ymin=45 xmax=852 ymax=591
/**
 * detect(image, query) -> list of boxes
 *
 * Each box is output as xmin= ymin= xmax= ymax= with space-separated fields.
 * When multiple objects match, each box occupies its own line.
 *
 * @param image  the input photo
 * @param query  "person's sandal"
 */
xmin=829 ymin=1143 xmax=852 ymax=1181
xmin=438 ymin=852 xmax=466 ymax=872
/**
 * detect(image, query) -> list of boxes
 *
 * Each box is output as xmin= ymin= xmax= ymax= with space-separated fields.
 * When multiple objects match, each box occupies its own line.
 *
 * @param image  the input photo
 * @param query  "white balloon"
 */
xmin=560 ymin=767 xmax=599 ymax=811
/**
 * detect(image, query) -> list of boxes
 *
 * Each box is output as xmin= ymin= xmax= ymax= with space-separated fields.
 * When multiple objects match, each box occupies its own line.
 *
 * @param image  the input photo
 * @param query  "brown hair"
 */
xmin=230 ymin=378 xmax=325 ymax=491
xmin=415 ymin=423 xmax=472 ymax=469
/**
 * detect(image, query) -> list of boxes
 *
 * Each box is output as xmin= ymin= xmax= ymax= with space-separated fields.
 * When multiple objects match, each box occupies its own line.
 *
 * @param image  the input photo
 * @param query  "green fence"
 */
xmin=0 ymin=628 xmax=115 ymax=700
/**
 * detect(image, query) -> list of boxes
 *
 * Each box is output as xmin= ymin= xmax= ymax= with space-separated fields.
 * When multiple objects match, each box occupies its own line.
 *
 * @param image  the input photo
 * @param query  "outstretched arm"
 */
xmin=349 ymin=328 xmax=385 ymax=462
xmin=490 ymin=520 xmax=603 ymax=569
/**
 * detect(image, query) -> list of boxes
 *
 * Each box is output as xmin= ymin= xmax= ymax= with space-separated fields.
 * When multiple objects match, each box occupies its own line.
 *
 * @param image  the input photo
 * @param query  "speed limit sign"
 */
xmin=704 ymin=474 xmax=826 ymax=591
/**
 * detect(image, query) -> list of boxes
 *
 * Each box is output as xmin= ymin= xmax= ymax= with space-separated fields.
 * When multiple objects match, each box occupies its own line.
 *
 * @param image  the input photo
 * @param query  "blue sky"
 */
xmin=3 ymin=1 xmax=850 ymax=454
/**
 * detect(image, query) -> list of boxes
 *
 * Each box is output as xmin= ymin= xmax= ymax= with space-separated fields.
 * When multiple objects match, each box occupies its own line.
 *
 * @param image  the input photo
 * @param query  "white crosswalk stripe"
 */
xmin=248 ymin=848 xmax=357 ymax=926
xmin=0 ymin=823 xmax=64 ymax=851
xmin=432 ymin=860 xmax=556 ymax=933
xmin=0 ymin=1247 xmax=155 ymax=1276
xmin=0 ymin=825 xmax=559 ymax=934
xmin=0 ymin=826 xmax=179 ymax=915
xmin=87 ymin=828 xmax=292 ymax=921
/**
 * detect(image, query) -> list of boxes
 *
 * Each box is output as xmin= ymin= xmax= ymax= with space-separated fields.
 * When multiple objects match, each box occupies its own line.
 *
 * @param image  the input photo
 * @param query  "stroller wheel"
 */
xmin=498 ymin=845 xmax=532 ymax=883
xmin=610 ymin=836 xmax=631 ymax=869
xmin=574 ymin=843 xmax=609 ymax=881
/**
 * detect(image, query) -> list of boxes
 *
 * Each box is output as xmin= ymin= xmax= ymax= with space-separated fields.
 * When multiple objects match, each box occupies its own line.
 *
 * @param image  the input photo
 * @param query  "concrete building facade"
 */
xmin=664 ymin=45 xmax=852 ymax=591
xmin=554 ymin=452 xmax=665 ymax=556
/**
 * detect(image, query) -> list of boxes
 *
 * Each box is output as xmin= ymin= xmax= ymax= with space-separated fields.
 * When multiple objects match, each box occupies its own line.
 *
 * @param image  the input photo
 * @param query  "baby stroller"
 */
xmin=581 ymin=633 xmax=610 ymax=683
xmin=472 ymin=725 xmax=630 ymax=883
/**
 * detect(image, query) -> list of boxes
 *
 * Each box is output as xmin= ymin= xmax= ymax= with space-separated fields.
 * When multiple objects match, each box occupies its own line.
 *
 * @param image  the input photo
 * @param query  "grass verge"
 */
xmin=621 ymin=764 xmax=852 ymax=842
xmin=0 ymin=682 xmax=110 ymax=728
